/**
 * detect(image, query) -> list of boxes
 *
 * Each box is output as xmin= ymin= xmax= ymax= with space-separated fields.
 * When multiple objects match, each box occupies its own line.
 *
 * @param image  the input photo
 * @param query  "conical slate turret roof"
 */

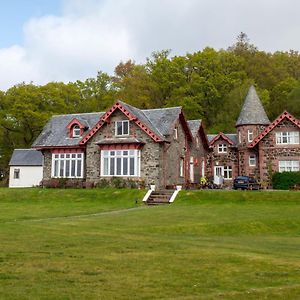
xmin=236 ymin=85 xmax=270 ymax=126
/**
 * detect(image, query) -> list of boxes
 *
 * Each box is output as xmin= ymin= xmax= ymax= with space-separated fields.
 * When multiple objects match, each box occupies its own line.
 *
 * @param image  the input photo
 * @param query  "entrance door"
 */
xmin=214 ymin=166 xmax=224 ymax=185
xmin=190 ymin=157 xmax=194 ymax=183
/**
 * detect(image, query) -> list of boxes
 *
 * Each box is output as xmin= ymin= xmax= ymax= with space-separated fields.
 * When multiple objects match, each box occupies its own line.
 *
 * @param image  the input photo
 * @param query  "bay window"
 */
xmin=101 ymin=150 xmax=140 ymax=177
xmin=52 ymin=153 xmax=84 ymax=178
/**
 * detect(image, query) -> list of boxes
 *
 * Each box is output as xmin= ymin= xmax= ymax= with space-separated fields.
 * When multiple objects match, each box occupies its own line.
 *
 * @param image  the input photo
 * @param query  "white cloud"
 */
xmin=1 ymin=0 xmax=300 ymax=90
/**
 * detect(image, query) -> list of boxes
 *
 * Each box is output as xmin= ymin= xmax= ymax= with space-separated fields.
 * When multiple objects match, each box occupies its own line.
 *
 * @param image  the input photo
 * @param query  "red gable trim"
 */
xmin=248 ymin=111 xmax=300 ymax=148
xmin=99 ymin=144 xmax=143 ymax=150
xmin=209 ymin=132 xmax=234 ymax=146
xmin=80 ymin=101 xmax=164 ymax=145
xmin=66 ymin=118 xmax=85 ymax=130
xmin=51 ymin=148 xmax=84 ymax=154
xmin=179 ymin=111 xmax=193 ymax=142
xmin=32 ymin=145 xmax=85 ymax=151
xmin=199 ymin=123 xmax=210 ymax=150
xmin=66 ymin=118 xmax=86 ymax=138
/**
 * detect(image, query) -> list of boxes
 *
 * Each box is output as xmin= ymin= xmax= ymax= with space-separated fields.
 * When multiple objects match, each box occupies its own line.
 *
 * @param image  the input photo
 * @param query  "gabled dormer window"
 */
xmin=72 ymin=125 xmax=81 ymax=138
xmin=115 ymin=120 xmax=129 ymax=136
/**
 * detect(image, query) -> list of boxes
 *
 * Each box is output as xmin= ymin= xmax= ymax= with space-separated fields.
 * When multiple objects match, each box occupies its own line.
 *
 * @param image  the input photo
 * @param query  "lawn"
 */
xmin=1 ymin=188 xmax=300 ymax=299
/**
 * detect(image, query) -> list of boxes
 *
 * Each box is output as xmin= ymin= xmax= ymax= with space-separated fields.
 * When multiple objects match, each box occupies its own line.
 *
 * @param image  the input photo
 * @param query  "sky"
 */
xmin=1 ymin=0 xmax=300 ymax=90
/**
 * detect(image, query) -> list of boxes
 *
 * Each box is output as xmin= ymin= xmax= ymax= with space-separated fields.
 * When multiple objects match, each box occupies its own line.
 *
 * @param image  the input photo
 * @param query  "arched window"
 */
xmin=72 ymin=125 xmax=81 ymax=137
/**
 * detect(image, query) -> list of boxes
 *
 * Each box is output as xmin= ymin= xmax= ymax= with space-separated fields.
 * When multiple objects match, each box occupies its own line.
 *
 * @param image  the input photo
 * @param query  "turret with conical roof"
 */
xmin=236 ymin=86 xmax=270 ymax=148
xmin=236 ymin=85 xmax=270 ymax=127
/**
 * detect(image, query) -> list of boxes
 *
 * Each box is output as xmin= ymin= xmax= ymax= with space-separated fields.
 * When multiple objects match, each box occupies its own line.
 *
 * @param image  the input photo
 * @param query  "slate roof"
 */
xmin=187 ymin=120 xmax=202 ymax=138
xmin=32 ymin=102 xmax=183 ymax=147
xmin=236 ymin=85 xmax=270 ymax=126
xmin=207 ymin=133 xmax=237 ymax=146
xmin=9 ymin=149 xmax=43 ymax=166
xmin=207 ymin=134 xmax=217 ymax=142
xmin=32 ymin=112 xmax=104 ymax=147
xmin=118 ymin=101 xmax=182 ymax=139
xmin=142 ymin=107 xmax=182 ymax=137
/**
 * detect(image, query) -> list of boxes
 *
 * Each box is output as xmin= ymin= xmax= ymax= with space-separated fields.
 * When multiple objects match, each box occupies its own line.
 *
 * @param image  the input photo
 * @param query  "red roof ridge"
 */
xmin=79 ymin=101 xmax=164 ymax=145
xmin=209 ymin=132 xmax=235 ymax=146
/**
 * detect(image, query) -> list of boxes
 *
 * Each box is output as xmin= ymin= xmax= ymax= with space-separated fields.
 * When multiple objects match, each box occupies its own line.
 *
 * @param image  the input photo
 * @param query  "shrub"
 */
xmin=96 ymin=179 xmax=110 ymax=188
xmin=65 ymin=180 xmax=84 ymax=189
xmin=272 ymin=172 xmax=300 ymax=190
xmin=41 ymin=179 xmax=60 ymax=188
xmin=83 ymin=182 xmax=94 ymax=189
xmin=111 ymin=177 xmax=127 ymax=189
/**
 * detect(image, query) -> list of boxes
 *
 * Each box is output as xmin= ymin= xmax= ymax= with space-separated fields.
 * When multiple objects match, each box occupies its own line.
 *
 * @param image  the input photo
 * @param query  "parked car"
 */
xmin=233 ymin=176 xmax=260 ymax=190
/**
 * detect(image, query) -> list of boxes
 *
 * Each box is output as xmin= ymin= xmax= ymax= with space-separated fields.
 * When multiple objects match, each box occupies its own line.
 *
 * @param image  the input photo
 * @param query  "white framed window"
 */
xmin=223 ymin=166 xmax=232 ymax=179
xmin=72 ymin=125 xmax=81 ymax=137
xmin=249 ymin=154 xmax=256 ymax=166
xmin=101 ymin=150 xmax=140 ymax=177
xmin=52 ymin=153 xmax=84 ymax=178
xmin=279 ymin=160 xmax=299 ymax=172
xmin=276 ymin=132 xmax=299 ymax=145
xmin=174 ymin=127 xmax=178 ymax=140
xmin=218 ymin=143 xmax=227 ymax=153
xmin=248 ymin=130 xmax=253 ymax=142
xmin=180 ymin=158 xmax=184 ymax=177
xmin=238 ymin=131 xmax=242 ymax=144
xmin=13 ymin=168 xmax=20 ymax=179
xmin=115 ymin=120 xmax=129 ymax=136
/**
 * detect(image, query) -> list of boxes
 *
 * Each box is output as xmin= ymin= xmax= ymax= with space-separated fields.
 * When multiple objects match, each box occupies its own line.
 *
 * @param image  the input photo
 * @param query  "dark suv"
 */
xmin=233 ymin=176 xmax=260 ymax=190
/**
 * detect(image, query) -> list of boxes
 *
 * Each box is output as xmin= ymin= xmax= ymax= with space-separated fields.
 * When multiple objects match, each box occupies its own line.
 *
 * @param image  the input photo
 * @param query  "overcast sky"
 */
xmin=1 ymin=0 xmax=300 ymax=90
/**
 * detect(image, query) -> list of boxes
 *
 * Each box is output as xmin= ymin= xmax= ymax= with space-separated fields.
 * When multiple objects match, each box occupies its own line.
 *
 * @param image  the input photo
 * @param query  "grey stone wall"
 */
xmin=42 ymin=150 xmax=52 ymax=180
xmin=189 ymin=133 xmax=208 ymax=184
xmin=163 ymin=119 xmax=186 ymax=187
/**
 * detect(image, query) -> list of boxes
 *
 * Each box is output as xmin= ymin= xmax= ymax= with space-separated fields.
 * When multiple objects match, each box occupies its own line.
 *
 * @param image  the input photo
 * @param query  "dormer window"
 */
xmin=218 ymin=143 xmax=227 ymax=153
xmin=115 ymin=120 xmax=129 ymax=136
xmin=73 ymin=125 xmax=81 ymax=138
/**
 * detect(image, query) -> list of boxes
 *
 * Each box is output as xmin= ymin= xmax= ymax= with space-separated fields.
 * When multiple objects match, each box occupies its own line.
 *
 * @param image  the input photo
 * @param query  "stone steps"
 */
xmin=146 ymin=190 xmax=175 ymax=205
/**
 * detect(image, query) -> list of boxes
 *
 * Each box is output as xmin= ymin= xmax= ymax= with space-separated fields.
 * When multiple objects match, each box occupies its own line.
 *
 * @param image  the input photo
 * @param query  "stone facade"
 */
xmin=85 ymin=110 xmax=163 ymax=187
xmin=206 ymin=137 xmax=238 ymax=185
xmin=207 ymin=119 xmax=300 ymax=184
xmin=257 ymin=120 xmax=300 ymax=181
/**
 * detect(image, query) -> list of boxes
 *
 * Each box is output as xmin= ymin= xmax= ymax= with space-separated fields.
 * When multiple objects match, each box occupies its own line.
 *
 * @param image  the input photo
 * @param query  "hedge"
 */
xmin=272 ymin=172 xmax=300 ymax=190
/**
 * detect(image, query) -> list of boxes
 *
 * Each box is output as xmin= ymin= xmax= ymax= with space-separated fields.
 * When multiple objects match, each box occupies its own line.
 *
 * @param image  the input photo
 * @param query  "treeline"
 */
xmin=1 ymin=33 xmax=300 ymax=178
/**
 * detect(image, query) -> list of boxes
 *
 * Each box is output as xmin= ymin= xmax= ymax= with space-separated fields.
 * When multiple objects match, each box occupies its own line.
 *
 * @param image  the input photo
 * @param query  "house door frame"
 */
xmin=214 ymin=166 xmax=224 ymax=185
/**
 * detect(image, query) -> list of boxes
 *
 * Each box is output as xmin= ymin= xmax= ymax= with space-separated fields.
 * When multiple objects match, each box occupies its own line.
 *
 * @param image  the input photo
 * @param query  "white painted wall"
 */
xmin=9 ymin=166 xmax=43 ymax=188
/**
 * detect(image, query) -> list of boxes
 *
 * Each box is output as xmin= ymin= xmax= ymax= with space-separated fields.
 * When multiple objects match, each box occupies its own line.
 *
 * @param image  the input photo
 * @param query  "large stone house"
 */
xmin=27 ymin=86 xmax=300 ymax=188
xmin=207 ymin=86 xmax=300 ymax=185
xmin=32 ymin=101 xmax=208 ymax=188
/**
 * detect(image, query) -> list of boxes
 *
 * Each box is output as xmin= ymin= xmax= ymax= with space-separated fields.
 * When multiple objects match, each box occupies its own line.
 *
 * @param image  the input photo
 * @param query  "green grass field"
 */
xmin=1 ymin=188 xmax=300 ymax=299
